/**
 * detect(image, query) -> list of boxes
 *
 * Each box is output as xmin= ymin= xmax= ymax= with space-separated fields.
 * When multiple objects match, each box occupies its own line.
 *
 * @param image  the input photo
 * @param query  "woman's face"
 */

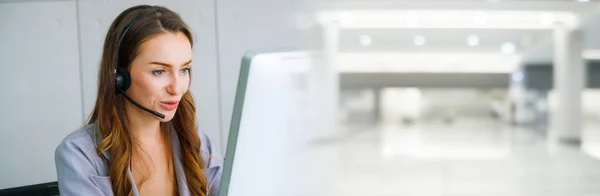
xmin=126 ymin=31 xmax=192 ymax=122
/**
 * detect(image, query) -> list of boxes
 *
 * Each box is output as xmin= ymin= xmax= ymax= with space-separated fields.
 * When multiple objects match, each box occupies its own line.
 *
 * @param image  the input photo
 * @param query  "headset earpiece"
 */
xmin=115 ymin=66 xmax=131 ymax=92
xmin=115 ymin=17 xmax=137 ymax=94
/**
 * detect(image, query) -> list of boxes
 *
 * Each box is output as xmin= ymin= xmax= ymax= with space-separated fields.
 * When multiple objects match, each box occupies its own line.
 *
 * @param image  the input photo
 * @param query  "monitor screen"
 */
xmin=219 ymin=50 xmax=322 ymax=196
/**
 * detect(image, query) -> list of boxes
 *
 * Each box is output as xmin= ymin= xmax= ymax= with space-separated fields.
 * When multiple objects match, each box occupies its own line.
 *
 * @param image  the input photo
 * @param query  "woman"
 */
xmin=54 ymin=5 xmax=222 ymax=196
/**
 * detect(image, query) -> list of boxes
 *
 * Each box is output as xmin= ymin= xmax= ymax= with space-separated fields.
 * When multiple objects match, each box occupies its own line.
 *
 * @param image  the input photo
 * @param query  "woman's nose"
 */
xmin=166 ymin=75 xmax=183 ymax=95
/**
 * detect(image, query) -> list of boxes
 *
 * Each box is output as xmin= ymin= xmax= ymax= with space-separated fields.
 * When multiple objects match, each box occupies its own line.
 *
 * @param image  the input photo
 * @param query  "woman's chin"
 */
xmin=158 ymin=117 xmax=174 ymax=122
xmin=156 ymin=110 xmax=176 ymax=122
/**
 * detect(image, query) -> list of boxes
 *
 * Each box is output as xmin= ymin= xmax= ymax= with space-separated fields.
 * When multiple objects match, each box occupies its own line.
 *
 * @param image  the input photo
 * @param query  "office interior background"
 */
xmin=3 ymin=0 xmax=600 ymax=195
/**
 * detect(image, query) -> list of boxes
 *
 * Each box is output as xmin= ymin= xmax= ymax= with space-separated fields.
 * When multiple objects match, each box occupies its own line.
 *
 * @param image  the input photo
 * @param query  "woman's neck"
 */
xmin=125 ymin=105 xmax=163 ymax=143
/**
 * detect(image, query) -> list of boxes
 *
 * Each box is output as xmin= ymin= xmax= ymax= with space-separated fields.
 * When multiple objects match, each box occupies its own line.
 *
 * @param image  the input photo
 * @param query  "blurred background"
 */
xmin=3 ymin=0 xmax=600 ymax=195
xmin=317 ymin=0 xmax=600 ymax=195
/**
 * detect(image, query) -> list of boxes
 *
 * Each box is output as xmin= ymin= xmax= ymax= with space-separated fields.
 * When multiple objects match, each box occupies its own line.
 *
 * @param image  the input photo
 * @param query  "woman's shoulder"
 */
xmin=54 ymin=123 xmax=112 ymax=195
xmin=62 ymin=123 xmax=97 ymax=139
xmin=54 ymin=123 xmax=105 ymax=172
xmin=56 ymin=123 xmax=99 ymax=152
xmin=195 ymin=128 xmax=224 ymax=195
xmin=196 ymin=128 xmax=224 ymax=168
xmin=197 ymin=129 xmax=216 ymax=152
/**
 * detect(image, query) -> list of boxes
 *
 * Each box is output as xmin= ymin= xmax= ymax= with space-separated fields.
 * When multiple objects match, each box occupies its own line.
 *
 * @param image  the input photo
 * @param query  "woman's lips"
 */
xmin=160 ymin=100 xmax=179 ymax=110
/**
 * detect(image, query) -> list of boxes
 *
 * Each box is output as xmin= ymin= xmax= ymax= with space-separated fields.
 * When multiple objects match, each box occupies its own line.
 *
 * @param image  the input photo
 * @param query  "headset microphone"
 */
xmin=115 ymin=67 xmax=166 ymax=119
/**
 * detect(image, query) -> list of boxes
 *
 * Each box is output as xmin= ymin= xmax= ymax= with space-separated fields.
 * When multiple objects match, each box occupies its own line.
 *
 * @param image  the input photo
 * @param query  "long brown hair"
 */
xmin=87 ymin=5 xmax=208 ymax=196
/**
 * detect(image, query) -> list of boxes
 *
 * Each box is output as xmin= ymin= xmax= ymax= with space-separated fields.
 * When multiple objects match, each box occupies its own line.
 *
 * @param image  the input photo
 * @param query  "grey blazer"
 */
xmin=54 ymin=123 xmax=223 ymax=196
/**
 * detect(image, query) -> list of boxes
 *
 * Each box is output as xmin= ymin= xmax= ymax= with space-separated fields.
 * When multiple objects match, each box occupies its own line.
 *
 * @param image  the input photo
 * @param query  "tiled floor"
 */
xmin=301 ymin=118 xmax=600 ymax=196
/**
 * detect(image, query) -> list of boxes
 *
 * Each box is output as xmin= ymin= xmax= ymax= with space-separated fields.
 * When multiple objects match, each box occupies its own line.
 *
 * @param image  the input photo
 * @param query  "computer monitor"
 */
xmin=219 ymin=50 xmax=321 ymax=196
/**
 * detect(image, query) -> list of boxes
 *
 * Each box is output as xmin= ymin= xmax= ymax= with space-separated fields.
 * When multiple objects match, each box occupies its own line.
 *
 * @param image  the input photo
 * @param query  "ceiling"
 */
xmin=317 ymin=0 xmax=600 ymax=65
xmin=338 ymin=28 xmax=549 ymax=53
xmin=318 ymin=0 xmax=600 ymax=12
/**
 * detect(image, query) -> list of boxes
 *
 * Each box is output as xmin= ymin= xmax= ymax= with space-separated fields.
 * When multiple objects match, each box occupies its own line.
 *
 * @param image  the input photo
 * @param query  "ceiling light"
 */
xmin=467 ymin=35 xmax=480 ymax=46
xmin=414 ymin=35 xmax=426 ymax=46
xmin=578 ymin=0 xmax=590 ymax=2
xmin=501 ymin=42 xmax=516 ymax=54
xmin=359 ymin=35 xmax=372 ymax=46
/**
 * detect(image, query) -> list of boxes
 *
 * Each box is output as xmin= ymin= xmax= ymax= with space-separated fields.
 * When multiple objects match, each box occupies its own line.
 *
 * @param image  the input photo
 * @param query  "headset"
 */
xmin=114 ymin=18 xmax=166 ymax=119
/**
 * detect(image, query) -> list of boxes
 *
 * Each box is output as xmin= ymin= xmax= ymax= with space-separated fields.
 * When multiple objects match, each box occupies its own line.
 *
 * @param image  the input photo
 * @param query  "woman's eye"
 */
xmin=152 ymin=70 xmax=166 ymax=76
xmin=181 ymin=67 xmax=191 ymax=74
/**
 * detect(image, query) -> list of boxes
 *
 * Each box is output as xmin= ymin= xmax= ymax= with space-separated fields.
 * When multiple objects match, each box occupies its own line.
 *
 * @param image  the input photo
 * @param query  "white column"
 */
xmin=305 ymin=22 xmax=341 ymax=195
xmin=550 ymin=22 xmax=585 ymax=146
xmin=309 ymin=23 xmax=340 ymax=139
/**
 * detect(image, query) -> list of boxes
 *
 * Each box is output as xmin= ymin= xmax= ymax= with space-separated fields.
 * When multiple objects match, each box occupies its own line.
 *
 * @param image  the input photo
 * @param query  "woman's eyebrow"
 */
xmin=149 ymin=59 xmax=192 ymax=67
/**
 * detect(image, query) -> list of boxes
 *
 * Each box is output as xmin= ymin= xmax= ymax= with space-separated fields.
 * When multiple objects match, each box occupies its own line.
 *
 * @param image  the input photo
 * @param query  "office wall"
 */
xmin=0 ymin=0 xmax=312 ymax=189
xmin=0 ymin=1 xmax=82 ymax=189
xmin=215 ymin=0 xmax=316 ymax=147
